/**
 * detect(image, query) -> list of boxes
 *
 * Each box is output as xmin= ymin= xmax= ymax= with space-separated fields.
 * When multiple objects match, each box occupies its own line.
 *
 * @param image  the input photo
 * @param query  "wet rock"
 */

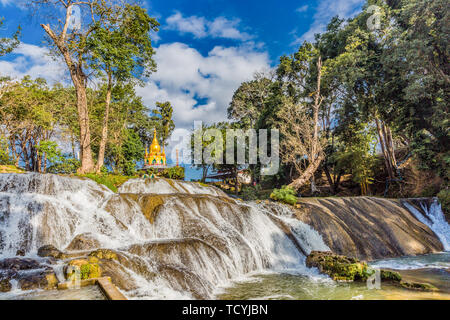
xmin=400 ymin=281 xmax=438 ymax=292
xmin=0 ymin=257 xmax=59 ymax=291
xmin=380 ymin=270 xmax=402 ymax=282
xmin=88 ymin=249 xmax=118 ymax=261
xmin=65 ymin=258 xmax=102 ymax=280
xmin=18 ymin=270 xmax=58 ymax=290
xmin=37 ymin=245 xmax=63 ymax=259
xmin=15 ymin=249 xmax=25 ymax=257
xmin=65 ymin=233 xmax=100 ymax=251
xmin=306 ymin=251 xmax=369 ymax=281
xmin=0 ymin=258 xmax=42 ymax=271
xmin=0 ymin=279 xmax=12 ymax=292
xmin=293 ymin=197 xmax=444 ymax=261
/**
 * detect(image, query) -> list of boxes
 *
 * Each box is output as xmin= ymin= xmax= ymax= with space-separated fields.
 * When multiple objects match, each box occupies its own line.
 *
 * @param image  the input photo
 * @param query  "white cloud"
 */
xmin=165 ymin=12 xmax=252 ymax=41
xmin=0 ymin=0 xmax=13 ymax=5
xmin=136 ymin=42 xmax=270 ymax=131
xmin=296 ymin=5 xmax=309 ymax=13
xmin=294 ymin=0 xmax=364 ymax=44
xmin=0 ymin=43 xmax=67 ymax=83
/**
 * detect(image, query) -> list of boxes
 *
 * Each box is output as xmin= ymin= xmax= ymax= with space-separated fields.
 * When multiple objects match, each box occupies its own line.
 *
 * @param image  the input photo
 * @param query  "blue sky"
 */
xmin=0 ymin=0 xmax=365 ymax=179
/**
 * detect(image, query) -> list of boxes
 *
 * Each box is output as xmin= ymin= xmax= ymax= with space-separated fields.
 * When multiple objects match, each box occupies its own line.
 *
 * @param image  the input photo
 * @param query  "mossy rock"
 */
xmin=0 ymin=279 xmax=11 ymax=292
xmin=37 ymin=244 xmax=63 ymax=259
xmin=88 ymin=249 xmax=118 ymax=261
xmin=18 ymin=271 xmax=58 ymax=290
xmin=380 ymin=270 xmax=402 ymax=282
xmin=400 ymin=281 xmax=438 ymax=292
xmin=66 ymin=258 xmax=102 ymax=280
xmin=306 ymin=251 xmax=368 ymax=281
xmin=130 ymin=195 xmax=164 ymax=224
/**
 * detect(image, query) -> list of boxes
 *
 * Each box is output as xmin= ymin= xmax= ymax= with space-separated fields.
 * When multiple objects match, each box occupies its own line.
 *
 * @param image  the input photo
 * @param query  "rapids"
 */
xmin=0 ymin=173 xmax=326 ymax=299
xmin=0 ymin=173 xmax=448 ymax=299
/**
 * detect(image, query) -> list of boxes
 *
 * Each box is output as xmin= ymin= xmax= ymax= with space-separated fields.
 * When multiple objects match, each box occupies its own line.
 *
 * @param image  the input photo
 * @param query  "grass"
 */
xmin=0 ymin=165 xmax=25 ymax=173
xmin=77 ymin=173 xmax=137 ymax=192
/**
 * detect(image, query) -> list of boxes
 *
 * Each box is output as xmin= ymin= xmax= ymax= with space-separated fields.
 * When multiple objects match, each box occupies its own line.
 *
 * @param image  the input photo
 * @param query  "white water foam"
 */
xmin=403 ymin=199 xmax=450 ymax=251
xmin=0 ymin=173 xmax=328 ymax=299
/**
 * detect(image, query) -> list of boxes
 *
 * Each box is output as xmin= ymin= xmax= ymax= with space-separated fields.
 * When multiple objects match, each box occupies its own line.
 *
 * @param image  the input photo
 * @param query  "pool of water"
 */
xmin=216 ymin=253 xmax=450 ymax=300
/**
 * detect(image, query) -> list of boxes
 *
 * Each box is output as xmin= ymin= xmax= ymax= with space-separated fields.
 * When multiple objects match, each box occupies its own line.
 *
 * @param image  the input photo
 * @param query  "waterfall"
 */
xmin=0 ymin=173 xmax=326 ymax=299
xmin=403 ymin=199 xmax=450 ymax=251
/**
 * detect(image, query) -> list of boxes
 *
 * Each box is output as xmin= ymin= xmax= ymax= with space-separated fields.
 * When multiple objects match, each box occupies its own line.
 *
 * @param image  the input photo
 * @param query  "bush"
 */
xmin=437 ymin=188 xmax=450 ymax=216
xmin=241 ymin=185 xmax=261 ymax=201
xmin=47 ymin=158 xmax=80 ymax=174
xmin=0 ymin=135 xmax=13 ymax=165
xmin=141 ymin=166 xmax=185 ymax=180
xmin=79 ymin=173 xmax=136 ymax=192
xmin=270 ymin=185 xmax=298 ymax=205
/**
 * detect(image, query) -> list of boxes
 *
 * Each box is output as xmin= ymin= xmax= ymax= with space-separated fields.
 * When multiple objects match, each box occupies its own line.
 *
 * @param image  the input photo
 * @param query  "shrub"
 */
xmin=47 ymin=158 xmax=80 ymax=174
xmin=0 ymin=135 xmax=13 ymax=165
xmin=141 ymin=166 xmax=185 ymax=180
xmin=241 ymin=185 xmax=261 ymax=201
xmin=270 ymin=185 xmax=298 ymax=205
xmin=79 ymin=173 xmax=136 ymax=192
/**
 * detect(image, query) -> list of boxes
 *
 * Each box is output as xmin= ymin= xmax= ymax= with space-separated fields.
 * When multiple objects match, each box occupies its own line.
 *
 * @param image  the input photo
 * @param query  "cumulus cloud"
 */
xmin=165 ymin=12 xmax=252 ymax=41
xmin=294 ymin=0 xmax=364 ymax=44
xmin=0 ymin=43 xmax=67 ymax=83
xmin=136 ymin=42 xmax=270 ymax=131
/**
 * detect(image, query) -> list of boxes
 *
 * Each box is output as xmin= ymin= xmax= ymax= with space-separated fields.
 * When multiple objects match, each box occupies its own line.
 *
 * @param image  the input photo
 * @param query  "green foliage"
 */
xmin=47 ymin=158 xmax=80 ymax=174
xmin=80 ymin=173 xmax=136 ymax=193
xmin=241 ymin=184 xmax=262 ymax=201
xmin=270 ymin=186 xmax=298 ymax=205
xmin=36 ymin=140 xmax=62 ymax=164
xmin=152 ymin=102 xmax=175 ymax=147
xmin=0 ymin=18 xmax=20 ymax=56
xmin=143 ymin=166 xmax=185 ymax=180
xmin=334 ymin=126 xmax=377 ymax=195
xmin=0 ymin=135 xmax=13 ymax=165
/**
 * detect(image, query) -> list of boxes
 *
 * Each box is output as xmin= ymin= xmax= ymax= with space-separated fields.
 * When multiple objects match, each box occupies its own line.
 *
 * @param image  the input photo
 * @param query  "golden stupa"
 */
xmin=144 ymin=128 xmax=166 ymax=167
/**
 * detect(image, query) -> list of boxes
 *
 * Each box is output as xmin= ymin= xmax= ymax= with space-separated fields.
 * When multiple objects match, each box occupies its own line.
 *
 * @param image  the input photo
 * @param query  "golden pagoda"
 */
xmin=144 ymin=128 xmax=166 ymax=167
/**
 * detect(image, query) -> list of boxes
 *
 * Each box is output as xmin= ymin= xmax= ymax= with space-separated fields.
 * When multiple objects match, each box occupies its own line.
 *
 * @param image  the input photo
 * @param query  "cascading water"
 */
xmin=403 ymin=199 xmax=450 ymax=251
xmin=0 ymin=173 xmax=326 ymax=299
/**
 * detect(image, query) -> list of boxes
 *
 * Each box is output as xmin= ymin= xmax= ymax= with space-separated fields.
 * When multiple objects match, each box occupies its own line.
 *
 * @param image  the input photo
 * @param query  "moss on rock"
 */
xmin=89 ymin=249 xmax=118 ymax=261
xmin=0 ymin=279 xmax=11 ymax=292
xmin=380 ymin=270 xmax=402 ymax=282
xmin=66 ymin=258 xmax=102 ymax=280
xmin=400 ymin=281 xmax=438 ymax=292
xmin=306 ymin=251 xmax=369 ymax=281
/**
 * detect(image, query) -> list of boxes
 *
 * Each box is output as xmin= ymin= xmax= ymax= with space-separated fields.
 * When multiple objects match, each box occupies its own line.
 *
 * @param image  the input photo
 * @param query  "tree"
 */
xmin=278 ymin=56 xmax=325 ymax=191
xmin=31 ymin=0 xmax=157 ymax=173
xmin=228 ymin=74 xmax=273 ymax=128
xmin=152 ymin=102 xmax=175 ymax=148
xmin=383 ymin=0 xmax=449 ymax=177
xmin=0 ymin=17 xmax=20 ymax=56
xmin=87 ymin=4 xmax=159 ymax=172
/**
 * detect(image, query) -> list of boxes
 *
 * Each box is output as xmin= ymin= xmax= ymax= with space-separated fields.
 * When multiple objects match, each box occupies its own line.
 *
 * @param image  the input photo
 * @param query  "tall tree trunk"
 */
xmin=375 ymin=117 xmax=395 ymax=180
xmin=288 ymin=57 xmax=324 ymax=191
xmin=75 ymin=84 xmax=95 ymax=173
xmin=41 ymin=22 xmax=95 ymax=174
xmin=96 ymin=74 xmax=112 ymax=173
